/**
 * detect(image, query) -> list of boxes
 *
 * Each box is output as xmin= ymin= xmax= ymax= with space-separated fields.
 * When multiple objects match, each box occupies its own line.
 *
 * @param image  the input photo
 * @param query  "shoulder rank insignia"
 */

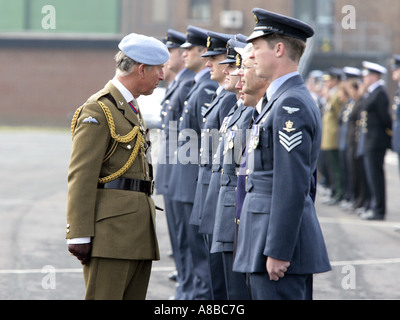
xmin=282 ymin=106 xmax=300 ymax=114
xmin=278 ymin=130 xmax=302 ymax=153
xmin=283 ymin=120 xmax=296 ymax=132
xmin=82 ymin=116 xmax=99 ymax=124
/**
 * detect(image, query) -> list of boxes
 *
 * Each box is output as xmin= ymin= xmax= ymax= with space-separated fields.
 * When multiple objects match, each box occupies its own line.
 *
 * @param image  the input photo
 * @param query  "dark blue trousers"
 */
xmin=222 ymin=251 xmax=250 ymax=300
xmin=173 ymin=201 xmax=212 ymax=299
xmin=247 ymin=272 xmax=313 ymax=300
xmin=204 ymin=234 xmax=227 ymax=300
xmin=168 ymin=198 xmax=194 ymax=299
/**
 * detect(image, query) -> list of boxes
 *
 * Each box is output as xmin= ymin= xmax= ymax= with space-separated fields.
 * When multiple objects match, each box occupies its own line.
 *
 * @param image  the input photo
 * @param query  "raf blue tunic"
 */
xmin=233 ymin=74 xmax=331 ymax=275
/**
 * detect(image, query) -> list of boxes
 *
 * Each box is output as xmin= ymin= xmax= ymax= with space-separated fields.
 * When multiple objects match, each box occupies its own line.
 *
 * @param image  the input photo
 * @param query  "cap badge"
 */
xmin=207 ymin=36 xmax=211 ymax=48
xmin=253 ymin=13 xmax=259 ymax=23
xmin=236 ymin=54 xmax=241 ymax=67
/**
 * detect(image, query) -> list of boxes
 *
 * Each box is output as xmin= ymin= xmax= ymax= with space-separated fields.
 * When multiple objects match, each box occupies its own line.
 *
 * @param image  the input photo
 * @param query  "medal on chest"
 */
xmin=249 ymin=124 xmax=260 ymax=149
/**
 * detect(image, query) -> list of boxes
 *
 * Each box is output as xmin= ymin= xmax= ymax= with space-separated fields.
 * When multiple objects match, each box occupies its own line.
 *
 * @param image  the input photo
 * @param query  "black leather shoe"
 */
xmin=168 ymin=270 xmax=178 ymax=281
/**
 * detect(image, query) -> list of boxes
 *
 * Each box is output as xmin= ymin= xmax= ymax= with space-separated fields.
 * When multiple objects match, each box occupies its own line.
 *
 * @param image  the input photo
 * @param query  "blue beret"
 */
xmin=181 ymin=25 xmax=210 ymax=48
xmin=165 ymin=29 xmax=187 ymax=48
xmin=201 ymin=31 xmax=234 ymax=58
xmin=118 ymin=33 xmax=170 ymax=65
xmin=248 ymin=8 xmax=314 ymax=43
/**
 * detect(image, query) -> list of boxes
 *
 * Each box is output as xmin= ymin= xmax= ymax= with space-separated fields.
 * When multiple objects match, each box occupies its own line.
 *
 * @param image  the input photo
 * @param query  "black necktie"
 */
xmin=247 ymin=106 xmax=259 ymax=130
xmin=261 ymin=94 xmax=268 ymax=110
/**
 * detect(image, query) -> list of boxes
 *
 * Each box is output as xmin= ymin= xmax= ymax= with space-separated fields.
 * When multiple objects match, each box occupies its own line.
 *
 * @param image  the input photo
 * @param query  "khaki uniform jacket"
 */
xmin=321 ymin=89 xmax=344 ymax=150
xmin=66 ymin=81 xmax=159 ymax=261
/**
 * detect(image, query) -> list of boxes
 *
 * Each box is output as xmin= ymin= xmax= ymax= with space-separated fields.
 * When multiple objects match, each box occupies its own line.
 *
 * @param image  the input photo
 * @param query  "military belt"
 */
xmin=98 ymin=178 xmax=154 ymax=196
xmin=221 ymin=172 xmax=238 ymax=186
xmin=246 ymin=177 xmax=273 ymax=194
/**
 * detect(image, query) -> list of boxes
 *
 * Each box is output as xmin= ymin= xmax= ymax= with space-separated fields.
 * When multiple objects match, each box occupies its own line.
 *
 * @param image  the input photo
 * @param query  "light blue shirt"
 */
xmin=194 ymin=67 xmax=210 ymax=83
xmin=266 ymin=71 xmax=299 ymax=101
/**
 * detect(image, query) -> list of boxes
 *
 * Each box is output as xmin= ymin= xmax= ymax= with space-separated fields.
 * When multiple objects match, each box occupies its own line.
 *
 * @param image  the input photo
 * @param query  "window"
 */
xmin=293 ymin=0 xmax=334 ymax=52
xmin=152 ymin=0 xmax=168 ymax=24
xmin=293 ymin=0 xmax=333 ymax=24
xmin=189 ymin=0 xmax=211 ymax=22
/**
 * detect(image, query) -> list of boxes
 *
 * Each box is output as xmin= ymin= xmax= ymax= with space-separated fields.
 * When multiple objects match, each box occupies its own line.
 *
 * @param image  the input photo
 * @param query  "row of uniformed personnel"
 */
xmin=155 ymin=25 xmax=247 ymax=300
xmin=66 ymin=7 xmax=331 ymax=300
xmin=309 ymin=56 xmax=400 ymax=221
xmin=155 ymin=8 xmax=330 ymax=301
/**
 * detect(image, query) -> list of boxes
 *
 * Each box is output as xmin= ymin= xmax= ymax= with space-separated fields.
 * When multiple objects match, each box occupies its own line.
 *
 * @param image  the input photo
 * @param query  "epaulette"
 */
xmin=70 ymin=89 xmax=110 ymax=136
xmin=87 ymin=88 xmax=109 ymax=104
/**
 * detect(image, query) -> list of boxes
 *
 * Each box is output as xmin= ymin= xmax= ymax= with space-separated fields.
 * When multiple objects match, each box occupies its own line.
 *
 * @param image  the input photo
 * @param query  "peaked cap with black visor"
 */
xmin=164 ymin=29 xmax=186 ymax=48
xmin=247 ymin=8 xmax=314 ymax=43
xmin=180 ymin=25 xmax=210 ymax=48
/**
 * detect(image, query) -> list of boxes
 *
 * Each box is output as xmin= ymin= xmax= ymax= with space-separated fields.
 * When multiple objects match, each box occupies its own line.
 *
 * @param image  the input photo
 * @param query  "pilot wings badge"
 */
xmin=282 ymin=106 xmax=300 ymax=114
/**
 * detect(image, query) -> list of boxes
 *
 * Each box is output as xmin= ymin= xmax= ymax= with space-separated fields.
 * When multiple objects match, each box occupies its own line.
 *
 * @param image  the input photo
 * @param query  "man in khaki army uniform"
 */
xmin=66 ymin=33 xmax=169 ymax=300
xmin=320 ymin=68 xmax=346 ymax=205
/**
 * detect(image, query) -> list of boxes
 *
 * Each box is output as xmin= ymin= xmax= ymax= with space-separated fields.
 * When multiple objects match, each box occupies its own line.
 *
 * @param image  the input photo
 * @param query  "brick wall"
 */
xmin=0 ymin=46 xmax=116 ymax=127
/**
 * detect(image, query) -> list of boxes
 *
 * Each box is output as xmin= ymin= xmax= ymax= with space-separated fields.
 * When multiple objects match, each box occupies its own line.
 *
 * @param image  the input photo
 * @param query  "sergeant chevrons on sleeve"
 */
xmin=278 ymin=122 xmax=303 ymax=152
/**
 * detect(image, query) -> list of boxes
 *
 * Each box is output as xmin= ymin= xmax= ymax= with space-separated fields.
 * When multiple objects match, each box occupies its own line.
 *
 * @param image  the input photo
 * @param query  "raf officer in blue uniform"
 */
xmin=233 ymin=8 xmax=331 ymax=300
xmin=191 ymin=31 xmax=236 ymax=229
xmin=210 ymin=41 xmax=269 ymax=299
xmin=190 ymin=32 xmax=239 ymax=300
xmin=155 ymin=29 xmax=195 ymax=300
xmin=391 ymin=55 xmax=400 ymax=174
xmin=196 ymin=35 xmax=248 ymax=234
xmin=168 ymin=25 xmax=218 ymax=299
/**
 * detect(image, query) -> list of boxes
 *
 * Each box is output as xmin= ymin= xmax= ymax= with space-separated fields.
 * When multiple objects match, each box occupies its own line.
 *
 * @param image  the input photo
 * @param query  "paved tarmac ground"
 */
xmin=0 ymin=127 xmax=399 ymax=300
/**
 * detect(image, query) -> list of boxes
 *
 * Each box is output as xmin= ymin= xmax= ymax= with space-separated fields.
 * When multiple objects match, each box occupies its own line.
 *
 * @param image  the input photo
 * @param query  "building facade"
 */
xmin=0 ymin=0 xmax=399 ymax=126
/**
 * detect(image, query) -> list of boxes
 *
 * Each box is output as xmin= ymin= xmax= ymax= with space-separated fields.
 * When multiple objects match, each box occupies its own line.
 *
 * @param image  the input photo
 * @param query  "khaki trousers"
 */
xmin=83 ymin=257 xmax=152 ymax=300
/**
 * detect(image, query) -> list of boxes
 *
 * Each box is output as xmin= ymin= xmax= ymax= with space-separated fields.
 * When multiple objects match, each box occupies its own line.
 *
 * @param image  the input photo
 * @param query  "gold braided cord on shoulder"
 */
xmin=96 ymin=100 xmax=144 ymax=184
xmin=70 ymin=106 xmax=84 ymax=136
xmin=98 ymin=100 xmax=142 ymax=143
